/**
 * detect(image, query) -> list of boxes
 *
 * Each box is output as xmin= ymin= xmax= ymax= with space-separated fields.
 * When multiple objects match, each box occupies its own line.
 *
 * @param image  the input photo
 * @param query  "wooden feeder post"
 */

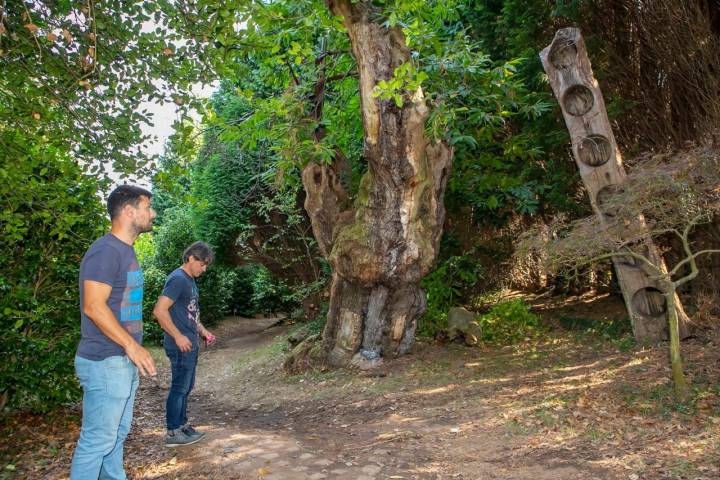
xmin=540 ymin=28 xmax=690 ymax=341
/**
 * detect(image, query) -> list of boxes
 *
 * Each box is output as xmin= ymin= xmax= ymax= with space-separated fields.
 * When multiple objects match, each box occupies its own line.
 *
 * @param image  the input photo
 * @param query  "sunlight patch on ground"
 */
xmin=413 ymin=385 xmax=458 ymax=396
xmin=386 ymin=413 xmax=424 ymax=424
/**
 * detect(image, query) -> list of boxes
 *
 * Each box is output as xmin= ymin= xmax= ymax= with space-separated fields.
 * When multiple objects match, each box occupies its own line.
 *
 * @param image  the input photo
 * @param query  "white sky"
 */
xmin=140 ymin=82 xmax=218 ymax=157
xmin=110 ymin=82 xmax=218 ymax=188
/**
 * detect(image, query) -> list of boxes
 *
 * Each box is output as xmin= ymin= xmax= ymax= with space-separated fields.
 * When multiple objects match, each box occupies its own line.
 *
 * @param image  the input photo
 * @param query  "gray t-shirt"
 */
xmin=161 ymin=268 xmax=200 ymax=350
xmin=76 ymin=233 xmax=143 ymax=360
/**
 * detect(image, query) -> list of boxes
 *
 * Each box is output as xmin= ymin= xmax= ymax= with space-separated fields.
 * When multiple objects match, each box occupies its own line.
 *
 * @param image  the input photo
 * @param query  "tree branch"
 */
xmin=672 ymin=249 xmax=720 ymax=287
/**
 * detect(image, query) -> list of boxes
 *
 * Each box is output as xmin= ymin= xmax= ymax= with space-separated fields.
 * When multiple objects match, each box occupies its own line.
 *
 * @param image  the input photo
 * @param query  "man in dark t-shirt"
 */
xmin=70 ymin=185 xmax=157 ymax=480
xmin=153 ymin=241 xmax=216 ymax=446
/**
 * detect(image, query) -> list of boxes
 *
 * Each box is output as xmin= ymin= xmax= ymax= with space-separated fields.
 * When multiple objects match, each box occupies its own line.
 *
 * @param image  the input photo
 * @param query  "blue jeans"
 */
xmin=165 ymin=347 xmax=198 ymax=430
xmin=70 ymin=355 xmax=139 ymax=480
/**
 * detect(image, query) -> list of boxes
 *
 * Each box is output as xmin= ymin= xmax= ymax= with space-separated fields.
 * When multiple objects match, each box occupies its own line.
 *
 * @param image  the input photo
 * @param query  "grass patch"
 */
xmin=558 ymin=315 xmax=635 ymax=350
xmin=616 ymin=381 xmax=718 ymax=417
xmin=586 ymin=424 xmax=612 ymax=443
xmin=505 ymin=418 xmax=535 ymax=436
xmin=234 ymin=335 xmax=289 ymax=372
xmin=285 ymin=369 xmax=339 ymax=385
xmin=365 ymin=374 xmax=406 ymax=395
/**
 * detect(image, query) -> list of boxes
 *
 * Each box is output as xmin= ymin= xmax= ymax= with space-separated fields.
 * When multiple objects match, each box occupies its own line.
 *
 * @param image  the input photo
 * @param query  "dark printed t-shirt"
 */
xmin=161 ymin=268 xmax=200 ymax=350
xmin=76 ymin=233 xmax=143 ymax=360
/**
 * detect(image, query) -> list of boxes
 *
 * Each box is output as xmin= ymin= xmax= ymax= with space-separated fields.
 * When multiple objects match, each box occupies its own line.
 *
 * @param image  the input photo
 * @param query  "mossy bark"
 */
xmin=300 ymin=0 xmax=452 ymax=367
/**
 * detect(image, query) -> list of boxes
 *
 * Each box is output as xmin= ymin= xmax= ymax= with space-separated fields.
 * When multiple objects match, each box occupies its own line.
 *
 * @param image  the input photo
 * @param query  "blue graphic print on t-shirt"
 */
xmin=121 ymin=270 xmax=144 ymax=322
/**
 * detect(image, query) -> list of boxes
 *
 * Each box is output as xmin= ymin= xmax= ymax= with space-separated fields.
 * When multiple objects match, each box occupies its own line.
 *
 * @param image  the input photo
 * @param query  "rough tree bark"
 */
xmin=300 ymin=0 xmax=452 ymax=368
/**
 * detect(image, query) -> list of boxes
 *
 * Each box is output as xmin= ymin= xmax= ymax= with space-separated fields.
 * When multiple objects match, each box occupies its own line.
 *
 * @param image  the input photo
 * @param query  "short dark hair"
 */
xmin=107 ymin=185 xmax=153 ymax=220
xmin=183 ymin=241 xmax=214 ymax=264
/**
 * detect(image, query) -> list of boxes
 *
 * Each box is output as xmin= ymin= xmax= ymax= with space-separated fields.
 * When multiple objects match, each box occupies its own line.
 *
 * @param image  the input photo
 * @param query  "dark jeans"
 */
xmin=164 ymin=347 xmax=198 ymax=430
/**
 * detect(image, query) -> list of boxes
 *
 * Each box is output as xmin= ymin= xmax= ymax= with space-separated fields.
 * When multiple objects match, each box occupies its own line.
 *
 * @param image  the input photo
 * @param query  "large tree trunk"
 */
xmin=301 ymin=0 xmax=452 ymax=367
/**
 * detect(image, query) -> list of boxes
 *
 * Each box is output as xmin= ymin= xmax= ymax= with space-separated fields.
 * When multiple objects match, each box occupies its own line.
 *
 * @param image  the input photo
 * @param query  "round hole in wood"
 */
xmin=549 ymin=39 xmax=578 ymax=70
xmin=632 ymin=287 xmax=667 ymax=318
xmin=578 ymin=135 xmax=612 ymax=167
xmin=562 ymin=84 xmax=594 ymax=116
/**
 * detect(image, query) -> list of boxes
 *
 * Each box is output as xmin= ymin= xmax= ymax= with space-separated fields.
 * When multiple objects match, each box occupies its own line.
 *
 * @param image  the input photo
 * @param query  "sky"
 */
xmin=110 ymin=82 xmax=218 ymax=188
xmin=140 ymin=82 xmax=218 ymax=156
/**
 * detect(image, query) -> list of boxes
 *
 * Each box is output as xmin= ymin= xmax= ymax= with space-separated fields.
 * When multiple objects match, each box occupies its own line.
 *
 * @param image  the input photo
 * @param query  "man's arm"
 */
xmin=83 ymin=280 xmax=157 ymax=376
xmin=153 ymin=296 xmax=193 ymax=352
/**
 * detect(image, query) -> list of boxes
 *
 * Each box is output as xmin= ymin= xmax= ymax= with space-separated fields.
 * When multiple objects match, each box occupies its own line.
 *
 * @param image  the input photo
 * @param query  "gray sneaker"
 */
xmin=181 ymin=424 xmax=205 ymax=441
xmin=165 ymin=427 xmax=203 ymax=447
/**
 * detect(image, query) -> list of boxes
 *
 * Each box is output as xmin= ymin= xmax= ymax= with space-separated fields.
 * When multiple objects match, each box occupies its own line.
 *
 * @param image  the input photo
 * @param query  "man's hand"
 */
xmin=125 ymin=342 xmax=157 ymax=377
xmin=199 ymin=326 xmax=216 ymax=346
xmin=174 ymin=334 xmax=193 ymax=352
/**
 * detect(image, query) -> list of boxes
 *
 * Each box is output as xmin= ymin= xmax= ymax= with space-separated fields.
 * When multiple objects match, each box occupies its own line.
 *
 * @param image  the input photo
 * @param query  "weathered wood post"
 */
xmin=540 ymin=28 xmax=690 ymax=341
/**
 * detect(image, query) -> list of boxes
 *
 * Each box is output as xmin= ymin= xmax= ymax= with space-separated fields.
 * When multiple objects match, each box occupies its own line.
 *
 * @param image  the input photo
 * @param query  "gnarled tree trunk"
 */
xmin=301 ymin=0 xmax=452 ymax=367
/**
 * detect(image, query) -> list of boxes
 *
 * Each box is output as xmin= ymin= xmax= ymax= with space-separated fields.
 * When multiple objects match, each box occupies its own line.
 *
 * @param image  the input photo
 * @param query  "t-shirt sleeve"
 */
xmin=161 ymin=275 xmax=185 ymax=303
xmin=82 ymin=246 xmax=120 ymax=286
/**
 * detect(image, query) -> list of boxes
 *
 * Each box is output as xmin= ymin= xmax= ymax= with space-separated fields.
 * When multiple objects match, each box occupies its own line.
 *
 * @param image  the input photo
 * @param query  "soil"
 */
xmin=2 ymin=293 xmax=720 ymax=479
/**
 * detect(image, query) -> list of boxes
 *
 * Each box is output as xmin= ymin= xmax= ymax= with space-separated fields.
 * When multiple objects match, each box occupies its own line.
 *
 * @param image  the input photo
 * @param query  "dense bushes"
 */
xmin=0 ymin=149 xmax=106 ymax=412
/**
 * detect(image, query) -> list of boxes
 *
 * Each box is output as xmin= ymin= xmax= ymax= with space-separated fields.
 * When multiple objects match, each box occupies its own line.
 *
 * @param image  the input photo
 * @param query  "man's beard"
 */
xmin=132 ymin=220 xmax=153 ymax=235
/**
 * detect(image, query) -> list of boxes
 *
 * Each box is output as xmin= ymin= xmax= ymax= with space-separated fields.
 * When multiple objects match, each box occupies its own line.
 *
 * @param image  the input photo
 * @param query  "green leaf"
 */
xmin=486 ymin=195 xmax=499 ymax=209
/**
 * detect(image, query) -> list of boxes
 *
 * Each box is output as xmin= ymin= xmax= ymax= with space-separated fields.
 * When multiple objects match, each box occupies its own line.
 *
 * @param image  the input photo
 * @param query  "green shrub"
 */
xmin=140 ymin=264 xmax=167 ymax=344
xmin=558 ymin=315 xmax=634 ymax=350
xmin=0 ymin=149 xmax=106 ymax=412
xmin=222 ymin=265 xmax=257 ymax=317
xmin=417 ymin=255 xmax=482 ymax=338
xmin=197 ymin=265 xmax=252 ymax=324
xmin=2 ymin=330 xmax=80 ymax=409
xmin=250 ymin=266 xmax=298 ymax=314
xmin=477 ymin=299 xmax=541 ymax=344
xmin=151 ymin=207 xmax=196 ymax=274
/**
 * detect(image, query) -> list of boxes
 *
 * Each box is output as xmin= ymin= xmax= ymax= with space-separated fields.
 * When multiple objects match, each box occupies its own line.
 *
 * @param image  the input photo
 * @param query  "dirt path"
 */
xmin=125 ymin=317 xmax=610 ymax=480
xmin=5 ymin=298 xmax=719 ymax=479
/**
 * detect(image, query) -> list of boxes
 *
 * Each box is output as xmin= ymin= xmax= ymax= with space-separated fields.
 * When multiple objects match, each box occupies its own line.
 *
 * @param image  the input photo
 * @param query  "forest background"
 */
xmin=2 ymin=0 xmax=720 ymax=413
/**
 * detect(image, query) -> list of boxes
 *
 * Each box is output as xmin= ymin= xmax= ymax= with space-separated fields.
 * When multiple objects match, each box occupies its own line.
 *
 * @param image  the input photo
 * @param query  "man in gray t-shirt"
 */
xmin=153 ymin=241 xmax=216 ymax=447
xmin=76 ymin=234 xmax=144 ymax=360
xmin=70 ymin=185 xmax=157 ymax=480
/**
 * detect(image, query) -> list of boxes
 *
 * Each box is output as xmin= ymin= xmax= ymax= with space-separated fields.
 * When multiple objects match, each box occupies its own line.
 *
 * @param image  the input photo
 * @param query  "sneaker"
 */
xmin=181 ymin=424 xmax=205 ymax=441
xmin=165 ymin=428 xmax=203 ymax=447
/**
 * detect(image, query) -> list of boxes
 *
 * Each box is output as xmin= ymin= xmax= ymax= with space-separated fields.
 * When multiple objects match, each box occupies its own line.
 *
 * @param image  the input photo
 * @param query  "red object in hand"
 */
xmin=205 ymin=333 xmax=216 ymax=346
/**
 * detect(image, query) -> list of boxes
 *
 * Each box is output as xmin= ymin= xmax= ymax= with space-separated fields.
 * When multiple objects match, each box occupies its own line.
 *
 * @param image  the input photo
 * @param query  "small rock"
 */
xmin=447 ymin=307 xmax=482 ymax=345
xmin=350 ymin=351 xmax=384 ymax=370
